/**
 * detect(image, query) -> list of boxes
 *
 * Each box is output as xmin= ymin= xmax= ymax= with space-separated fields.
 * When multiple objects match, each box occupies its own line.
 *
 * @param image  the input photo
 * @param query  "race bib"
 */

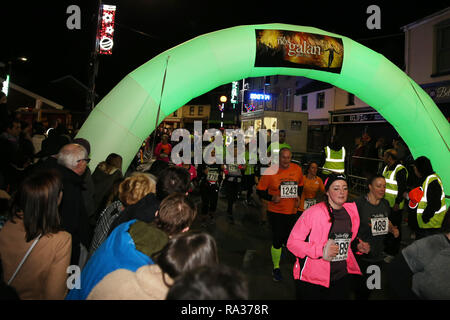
xmin=329 ymin=232 xmax=352 ymax=262
xmin=228 ymin=164 xmax=240 ymax=174
xmin=207 ymin=171 xmax=219 ymax=183
xmin=370 ymin=217 xmax=389 ymax=236
xmin=304 ymin=198 xmax=316 ymax=210
xmin=280 ymin=181 xmax=298 ymax=198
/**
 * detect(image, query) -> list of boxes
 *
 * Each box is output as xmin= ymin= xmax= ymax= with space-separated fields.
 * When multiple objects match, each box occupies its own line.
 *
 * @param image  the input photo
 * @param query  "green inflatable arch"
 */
xmin=76 ymin=23 xmax=450 ymax=203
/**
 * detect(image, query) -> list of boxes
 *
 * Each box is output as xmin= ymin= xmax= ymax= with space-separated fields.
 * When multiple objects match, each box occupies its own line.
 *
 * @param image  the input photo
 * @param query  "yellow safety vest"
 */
xmin=382 ymin=164 xmax=408 ymax=209
xmin=417 ymin=174 xmax=447 ymax=229
xmin=322 ymin=146 xmax=345 ymax=174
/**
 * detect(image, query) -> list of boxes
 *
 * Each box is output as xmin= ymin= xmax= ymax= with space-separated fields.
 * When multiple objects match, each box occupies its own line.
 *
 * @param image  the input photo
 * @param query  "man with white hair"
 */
xmin=57 ymin=143 xmax=91 ymax=267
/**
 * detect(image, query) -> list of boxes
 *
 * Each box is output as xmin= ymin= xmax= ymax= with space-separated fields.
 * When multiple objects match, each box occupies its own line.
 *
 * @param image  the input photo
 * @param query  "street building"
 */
xmin=402 ymin=7 xmax=450 ymax=120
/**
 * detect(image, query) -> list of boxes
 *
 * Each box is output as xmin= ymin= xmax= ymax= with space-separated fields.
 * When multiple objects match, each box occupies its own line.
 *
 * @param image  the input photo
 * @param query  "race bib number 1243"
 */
xmin=280 ymin=181 xmax=298 ymax=198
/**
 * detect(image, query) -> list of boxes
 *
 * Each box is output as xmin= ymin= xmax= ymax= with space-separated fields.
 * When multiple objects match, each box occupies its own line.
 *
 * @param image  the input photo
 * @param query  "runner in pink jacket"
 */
xmin=287 ymin=173 xmax=369 ymax=298
xmin=287 ymin=201 xmax=362 ymax=288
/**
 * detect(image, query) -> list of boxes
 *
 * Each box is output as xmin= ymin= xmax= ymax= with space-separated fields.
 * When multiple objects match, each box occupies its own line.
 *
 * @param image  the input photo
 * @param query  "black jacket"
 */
xmin=108 ymin=192 xmax=160 ymax=236
xmin=58 ymin=165 xmax=91 ymax=265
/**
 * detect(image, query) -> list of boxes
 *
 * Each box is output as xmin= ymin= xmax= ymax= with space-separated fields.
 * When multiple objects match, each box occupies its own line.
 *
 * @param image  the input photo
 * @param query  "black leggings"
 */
xmin=267 ymin=211 xmax=299 ymax=249
xmin=200 ymin=183 xmax=219 ymax=215
xmin=295 ymin=275 xmax=351 ymax=300
xmin=224 ymin=179 xmax=240 ymax=215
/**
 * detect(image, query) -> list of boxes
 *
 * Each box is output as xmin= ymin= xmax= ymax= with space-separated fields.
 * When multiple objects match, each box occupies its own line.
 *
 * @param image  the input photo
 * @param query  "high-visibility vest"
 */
xmin=417 ymin=173 xmax=447 ymax=229
xmin=322 ymin=146 xmax=345 ymax=174
xmin=382 ymin=164 xmax=408 ymax=209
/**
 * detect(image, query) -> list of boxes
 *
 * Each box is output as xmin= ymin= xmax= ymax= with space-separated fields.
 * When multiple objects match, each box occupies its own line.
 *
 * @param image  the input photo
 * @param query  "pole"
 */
xmin=87 ymin=1 xmax=102 ymax=111
xmin=150 ymin=55 xmax=170 ymax=160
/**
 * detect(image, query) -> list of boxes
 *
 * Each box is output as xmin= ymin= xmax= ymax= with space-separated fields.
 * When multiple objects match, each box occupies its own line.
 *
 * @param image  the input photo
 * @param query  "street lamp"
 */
xmin=219 ymin=95 xmax=227 ymax=128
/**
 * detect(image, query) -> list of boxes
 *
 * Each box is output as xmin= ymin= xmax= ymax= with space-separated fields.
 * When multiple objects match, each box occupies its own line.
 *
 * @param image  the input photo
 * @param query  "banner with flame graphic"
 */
xmin=255 ymin=29 xmax=344 ymax=73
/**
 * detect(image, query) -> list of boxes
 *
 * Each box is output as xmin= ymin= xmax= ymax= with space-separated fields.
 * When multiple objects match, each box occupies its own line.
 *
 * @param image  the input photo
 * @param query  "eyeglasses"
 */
xmin=77 ymin=158 xmax=91 ymax=163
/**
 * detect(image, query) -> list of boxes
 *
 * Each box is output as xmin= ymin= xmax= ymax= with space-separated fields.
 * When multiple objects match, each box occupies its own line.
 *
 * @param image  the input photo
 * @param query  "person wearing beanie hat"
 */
xmin=324 ymin=173 xmax=347 ymax=192
xmin=287 ymin=172 xmax=370 ymax=300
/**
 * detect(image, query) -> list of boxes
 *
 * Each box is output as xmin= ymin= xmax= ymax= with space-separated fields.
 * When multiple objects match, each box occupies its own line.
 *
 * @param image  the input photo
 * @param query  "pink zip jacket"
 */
xmin=287 ymin=202 xmax=362 ymax=288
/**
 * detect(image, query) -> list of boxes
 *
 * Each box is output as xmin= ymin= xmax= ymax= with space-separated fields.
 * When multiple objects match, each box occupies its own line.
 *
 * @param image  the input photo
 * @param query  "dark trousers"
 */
xmin=352 ymin=257 xmax=384 ymax=300
xmin=243 ymin=174 xmax=255 ymax=201
xmin=267 ymin=211 xmax=299 ymax=249
xmin=295 ymin=275 xmax=351 ymax=300
xmin=384 ymin=207 xmax=403 ymax=255
xmin=200 ymin=183 xmax=219 ymax=216
xmin=224 ymin=179 xmax=240 ymax=215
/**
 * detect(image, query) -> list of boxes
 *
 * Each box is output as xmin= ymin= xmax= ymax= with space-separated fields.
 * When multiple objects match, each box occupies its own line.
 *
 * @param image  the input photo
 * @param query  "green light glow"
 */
xmin=76 ymin=23 xmax=450 ymax=204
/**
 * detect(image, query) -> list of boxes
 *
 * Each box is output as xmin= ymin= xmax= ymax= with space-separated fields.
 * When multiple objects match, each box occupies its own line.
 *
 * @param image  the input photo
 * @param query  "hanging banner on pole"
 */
xmin=255 ymin=29 xmax=344 ymax=73
xmin=97 ymin=4 xmax=117 ymax=55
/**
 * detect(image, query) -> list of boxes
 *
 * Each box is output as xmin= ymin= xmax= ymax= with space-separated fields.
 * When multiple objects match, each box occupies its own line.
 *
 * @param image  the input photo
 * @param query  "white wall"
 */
xmin=404 ymin=10 xmax=450 ymax=85
xmin=293 ymin=88 xmax=334 ymax=120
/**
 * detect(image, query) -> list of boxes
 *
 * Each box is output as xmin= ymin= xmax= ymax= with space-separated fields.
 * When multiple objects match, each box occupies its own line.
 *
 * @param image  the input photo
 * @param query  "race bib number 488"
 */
xmin=329 ymin=232 xmax=352 ymax=262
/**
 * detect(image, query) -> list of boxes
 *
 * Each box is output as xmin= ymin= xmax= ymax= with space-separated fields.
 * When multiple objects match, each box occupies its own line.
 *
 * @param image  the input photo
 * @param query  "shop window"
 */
xmin=291 ymin=120 xmax=302 ymax=131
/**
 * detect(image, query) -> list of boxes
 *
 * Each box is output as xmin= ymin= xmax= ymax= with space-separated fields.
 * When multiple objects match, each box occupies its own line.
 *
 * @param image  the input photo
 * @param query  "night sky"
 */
xmin=1 ymin=0 xmax=449 ymax=108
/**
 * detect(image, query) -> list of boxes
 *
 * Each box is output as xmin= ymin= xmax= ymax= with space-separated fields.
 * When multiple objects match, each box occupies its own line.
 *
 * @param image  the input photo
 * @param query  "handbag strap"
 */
xmin=7 ymin=234 xmax=41 ymax=285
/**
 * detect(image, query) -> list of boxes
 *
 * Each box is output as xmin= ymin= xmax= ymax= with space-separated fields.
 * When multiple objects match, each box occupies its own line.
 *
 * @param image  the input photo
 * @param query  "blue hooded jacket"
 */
xmin=65 ymin=219 xmax=165 ymax=300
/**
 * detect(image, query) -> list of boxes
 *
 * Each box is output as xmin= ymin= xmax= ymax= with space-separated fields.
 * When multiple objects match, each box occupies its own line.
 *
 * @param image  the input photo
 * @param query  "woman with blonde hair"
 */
xmin=89 ymin=173 xmax=156 ymax=256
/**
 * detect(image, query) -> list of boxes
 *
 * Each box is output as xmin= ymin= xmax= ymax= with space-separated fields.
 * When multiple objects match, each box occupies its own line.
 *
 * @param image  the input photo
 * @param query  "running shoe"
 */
xmin=272 ymin=268 xmax=282 ymax=281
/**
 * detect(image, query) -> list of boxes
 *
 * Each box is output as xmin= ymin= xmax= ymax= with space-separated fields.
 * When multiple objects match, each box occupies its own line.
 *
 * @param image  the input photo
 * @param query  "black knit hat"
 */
xmin=324 ymin=173 xmax=347 ymax=191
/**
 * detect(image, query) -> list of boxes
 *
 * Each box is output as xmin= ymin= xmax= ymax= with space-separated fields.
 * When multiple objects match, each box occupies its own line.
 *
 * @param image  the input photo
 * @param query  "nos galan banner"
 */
xmin=255 ymin=29 xmax=344 ymax=73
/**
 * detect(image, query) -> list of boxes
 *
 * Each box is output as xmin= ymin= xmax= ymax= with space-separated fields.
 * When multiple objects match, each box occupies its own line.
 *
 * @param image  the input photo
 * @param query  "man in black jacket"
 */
xmin=56 ymin=143 xmax=91 ymax=267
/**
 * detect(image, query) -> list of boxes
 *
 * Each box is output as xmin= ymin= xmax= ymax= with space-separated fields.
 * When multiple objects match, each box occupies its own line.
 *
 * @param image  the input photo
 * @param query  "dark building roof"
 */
xmin=48 ymin=75 xmax=96 ymax=111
